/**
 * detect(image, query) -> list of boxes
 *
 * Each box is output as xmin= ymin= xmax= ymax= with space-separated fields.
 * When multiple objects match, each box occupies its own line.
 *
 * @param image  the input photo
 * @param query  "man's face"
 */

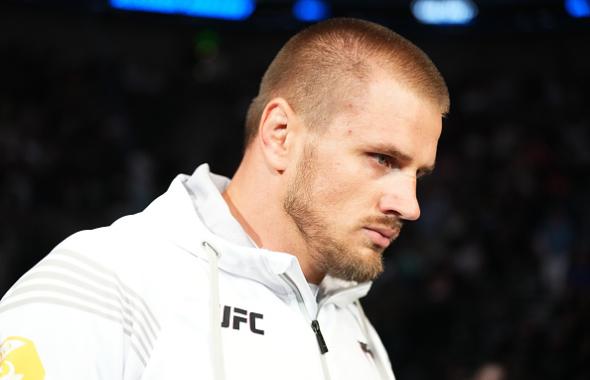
xmin=283 ymin=72 xmax=442 ymax=283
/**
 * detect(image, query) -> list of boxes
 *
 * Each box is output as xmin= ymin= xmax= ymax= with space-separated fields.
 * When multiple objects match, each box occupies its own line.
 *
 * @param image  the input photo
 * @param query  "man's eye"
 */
xmin=371 ymin=153 xmax=395 ymax=168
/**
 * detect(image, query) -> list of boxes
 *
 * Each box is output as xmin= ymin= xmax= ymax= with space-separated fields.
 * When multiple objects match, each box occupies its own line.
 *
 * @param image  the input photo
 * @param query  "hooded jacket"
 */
xmin=0 ymin=164 xmax=396 ymax=380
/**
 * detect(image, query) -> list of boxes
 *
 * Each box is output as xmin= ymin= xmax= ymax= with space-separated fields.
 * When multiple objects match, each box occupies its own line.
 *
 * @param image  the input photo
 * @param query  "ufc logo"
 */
xmin=221 ymin=305 xmax=264 ymax=335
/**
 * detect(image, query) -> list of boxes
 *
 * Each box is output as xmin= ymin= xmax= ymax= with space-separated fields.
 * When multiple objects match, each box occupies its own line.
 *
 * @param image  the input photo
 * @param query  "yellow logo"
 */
xmin=0 ymin=337 xmax=45 ymax=380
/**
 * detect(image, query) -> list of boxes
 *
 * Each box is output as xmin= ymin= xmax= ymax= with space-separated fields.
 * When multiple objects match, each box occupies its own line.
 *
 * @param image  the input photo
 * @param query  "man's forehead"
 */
xmin=318 ymin=70 xmax=442 ymax=150
xmin=327 ymin=85 xmax=442 ymax=167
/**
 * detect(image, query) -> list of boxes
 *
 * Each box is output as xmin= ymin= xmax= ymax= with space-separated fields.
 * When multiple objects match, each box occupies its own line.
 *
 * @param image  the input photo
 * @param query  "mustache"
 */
xmin=362 ymin=215 xmax=404 ymax=230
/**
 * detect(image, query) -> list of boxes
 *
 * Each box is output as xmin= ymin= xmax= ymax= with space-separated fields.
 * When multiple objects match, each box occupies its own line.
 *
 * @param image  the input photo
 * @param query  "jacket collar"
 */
xmin=185 ymin=164 xmax=257 ymax=248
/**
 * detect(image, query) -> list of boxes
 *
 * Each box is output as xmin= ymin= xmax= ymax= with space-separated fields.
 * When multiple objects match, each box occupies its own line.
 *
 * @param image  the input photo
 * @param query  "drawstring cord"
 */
xmin=202 ymin=241 xmax=226 ymax=380
xmin=355 ymin=300 xmax=392 ymax=380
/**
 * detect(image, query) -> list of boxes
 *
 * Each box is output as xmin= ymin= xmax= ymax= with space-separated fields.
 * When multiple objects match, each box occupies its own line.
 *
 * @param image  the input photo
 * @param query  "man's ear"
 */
xmin=257 ymin=98 xmax=299 ymax=172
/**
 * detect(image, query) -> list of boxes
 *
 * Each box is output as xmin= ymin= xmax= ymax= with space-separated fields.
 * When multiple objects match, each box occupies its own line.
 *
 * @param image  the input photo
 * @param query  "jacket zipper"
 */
xmin=279 ymin=273 xmax=331 ymax=379
xmin=279 ymin=275 xmax=391 ymax=379
xmin=279 ymin=273 xmax=328 ymax=354
xmin=311 ymin=320 xmax=329 ymax=354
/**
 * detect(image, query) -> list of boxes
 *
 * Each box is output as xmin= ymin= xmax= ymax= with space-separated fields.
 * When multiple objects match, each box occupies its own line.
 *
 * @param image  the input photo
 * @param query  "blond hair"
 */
xmin=244 ymin=18 xmax=449 ymax=146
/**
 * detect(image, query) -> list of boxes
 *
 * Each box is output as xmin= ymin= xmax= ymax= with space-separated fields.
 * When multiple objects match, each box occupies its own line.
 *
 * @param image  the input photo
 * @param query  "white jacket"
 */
xmin=0 ymin=165 xmax=395 ymax=380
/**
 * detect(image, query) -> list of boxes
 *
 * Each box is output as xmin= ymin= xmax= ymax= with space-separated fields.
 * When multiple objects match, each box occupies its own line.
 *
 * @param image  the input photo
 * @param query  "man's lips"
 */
xmin=369 ymin=226 xmax=397 ymax=239
xmin=363 ymin=226 xmax=400 ymax=248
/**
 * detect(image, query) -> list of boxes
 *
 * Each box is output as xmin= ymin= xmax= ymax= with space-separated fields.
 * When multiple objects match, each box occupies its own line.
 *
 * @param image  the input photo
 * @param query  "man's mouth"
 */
xmin=363 ymin=226 xmax=401 ymax=248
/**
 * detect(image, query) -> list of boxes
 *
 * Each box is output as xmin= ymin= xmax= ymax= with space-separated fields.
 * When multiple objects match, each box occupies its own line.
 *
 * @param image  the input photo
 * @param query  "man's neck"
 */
xmin=221 ymin=190 xmax=262 ymax=248
xmin=222 ymin=163 xmax=325 ymax=284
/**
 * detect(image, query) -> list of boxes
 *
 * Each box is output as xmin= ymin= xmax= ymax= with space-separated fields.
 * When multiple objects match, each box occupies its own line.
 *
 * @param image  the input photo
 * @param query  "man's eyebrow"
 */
xmin=369 ymin=143 xmax=435 ymax=176
xmin=370 ymin=143 xmax=413 ymax=163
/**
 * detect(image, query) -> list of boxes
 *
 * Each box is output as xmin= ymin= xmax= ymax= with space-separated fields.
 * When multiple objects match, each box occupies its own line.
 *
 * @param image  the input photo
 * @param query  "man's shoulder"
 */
xmin=2 ymin=206 xmax=211 ymax=311
xmin=54 ymin=216 xmax=160 ymax=276
xmin=0 ymin=219 xmax=178 ymax=377
xmin=0 ymin=211 xmax=211 ymax=343
xmin=54 ymin=213 xmax=209 ymax=290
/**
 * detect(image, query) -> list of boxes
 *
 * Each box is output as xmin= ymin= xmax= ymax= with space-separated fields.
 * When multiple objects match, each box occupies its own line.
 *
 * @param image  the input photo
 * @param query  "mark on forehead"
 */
xmin=347 ymin=129 xmax=352 ymax=135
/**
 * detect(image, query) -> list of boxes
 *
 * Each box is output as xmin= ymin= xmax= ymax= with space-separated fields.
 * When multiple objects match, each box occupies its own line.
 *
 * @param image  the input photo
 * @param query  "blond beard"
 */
xmin=283 ymin=142 xmax=384 ymax=283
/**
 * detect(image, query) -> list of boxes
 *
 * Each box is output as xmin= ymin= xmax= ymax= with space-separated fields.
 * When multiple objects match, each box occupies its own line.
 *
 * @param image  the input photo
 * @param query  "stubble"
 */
xmin=283 ymin=142 xmax=384 ymax=283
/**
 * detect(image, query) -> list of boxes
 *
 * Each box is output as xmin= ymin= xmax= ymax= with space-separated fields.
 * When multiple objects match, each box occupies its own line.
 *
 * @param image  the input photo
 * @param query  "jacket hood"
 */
xmin=132 ymin=164 xmax=372 ymax=316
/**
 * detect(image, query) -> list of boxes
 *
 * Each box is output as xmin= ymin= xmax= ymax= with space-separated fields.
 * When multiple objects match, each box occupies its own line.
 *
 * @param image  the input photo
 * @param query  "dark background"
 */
xmin=1 ymin=1 xmax=589 ymax=379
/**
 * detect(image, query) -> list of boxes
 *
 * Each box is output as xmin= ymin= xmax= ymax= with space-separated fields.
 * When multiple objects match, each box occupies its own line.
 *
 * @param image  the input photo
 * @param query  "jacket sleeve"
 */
xmin=0 ymin=246 xmax=152 ymax=380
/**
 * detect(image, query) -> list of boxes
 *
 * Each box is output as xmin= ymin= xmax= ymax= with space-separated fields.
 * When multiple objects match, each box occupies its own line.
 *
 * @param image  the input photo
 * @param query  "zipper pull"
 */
xmin=311 ymin=320 xmax=329 ymax=354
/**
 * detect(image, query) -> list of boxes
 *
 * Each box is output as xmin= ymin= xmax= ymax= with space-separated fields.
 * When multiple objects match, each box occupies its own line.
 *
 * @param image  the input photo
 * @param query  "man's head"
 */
xmin=231 ymin=18 xmax=449 ymax=284
xmin=244 ymin=17 xmax=449 ymax=146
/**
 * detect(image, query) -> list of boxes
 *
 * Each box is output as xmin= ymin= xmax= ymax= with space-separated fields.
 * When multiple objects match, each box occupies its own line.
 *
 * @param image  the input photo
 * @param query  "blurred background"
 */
xmin=1 ymin=1 xmax=589 ymax=379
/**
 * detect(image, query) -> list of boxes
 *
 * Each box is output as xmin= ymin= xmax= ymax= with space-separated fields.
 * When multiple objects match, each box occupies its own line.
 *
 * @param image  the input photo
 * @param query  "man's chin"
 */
xmin=328 ymin=250 xmax=384 ymax=283
xmin=331 ymin=266 xmax=383 ymax=283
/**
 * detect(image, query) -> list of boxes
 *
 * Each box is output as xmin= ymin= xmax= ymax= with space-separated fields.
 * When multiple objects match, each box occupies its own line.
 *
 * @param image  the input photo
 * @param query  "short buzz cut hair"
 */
xmin=244 ymin=17 xmax=450 ymax=147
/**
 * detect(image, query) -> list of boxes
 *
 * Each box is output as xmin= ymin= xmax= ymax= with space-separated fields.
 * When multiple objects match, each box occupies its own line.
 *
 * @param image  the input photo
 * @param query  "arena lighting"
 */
xmin=293 ymin=0 xmax=331 ymax=22
xmin=109 ymin=0 xmax=255 ymax=21
xmin=411 ymin=0 xmax=478 ymax=25
xmin=565 ymin=0 xmax=590 ymax=17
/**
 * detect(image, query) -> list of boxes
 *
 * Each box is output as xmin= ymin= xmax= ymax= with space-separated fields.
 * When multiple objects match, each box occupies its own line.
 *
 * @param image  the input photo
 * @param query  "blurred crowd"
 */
xmin=1 ymin=10 xmax=589 ymax=380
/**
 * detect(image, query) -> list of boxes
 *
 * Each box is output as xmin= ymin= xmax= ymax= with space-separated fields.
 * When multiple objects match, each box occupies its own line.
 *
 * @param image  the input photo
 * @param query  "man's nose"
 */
xmin=378 ymin=176 xmax=421 ymax=221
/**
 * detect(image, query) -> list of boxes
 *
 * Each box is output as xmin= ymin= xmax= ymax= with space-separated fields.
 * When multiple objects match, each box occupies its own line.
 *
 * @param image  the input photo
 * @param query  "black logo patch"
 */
xmin=221 ymin=305 xmax=264 ymax=335
xmin=359 ymin=341 xmax=374 ymax=358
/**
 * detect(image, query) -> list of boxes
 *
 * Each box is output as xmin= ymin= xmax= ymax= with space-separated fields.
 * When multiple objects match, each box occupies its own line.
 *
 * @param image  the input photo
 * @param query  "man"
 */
xmin=0 ymin=18 xmax=449 ymax=380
